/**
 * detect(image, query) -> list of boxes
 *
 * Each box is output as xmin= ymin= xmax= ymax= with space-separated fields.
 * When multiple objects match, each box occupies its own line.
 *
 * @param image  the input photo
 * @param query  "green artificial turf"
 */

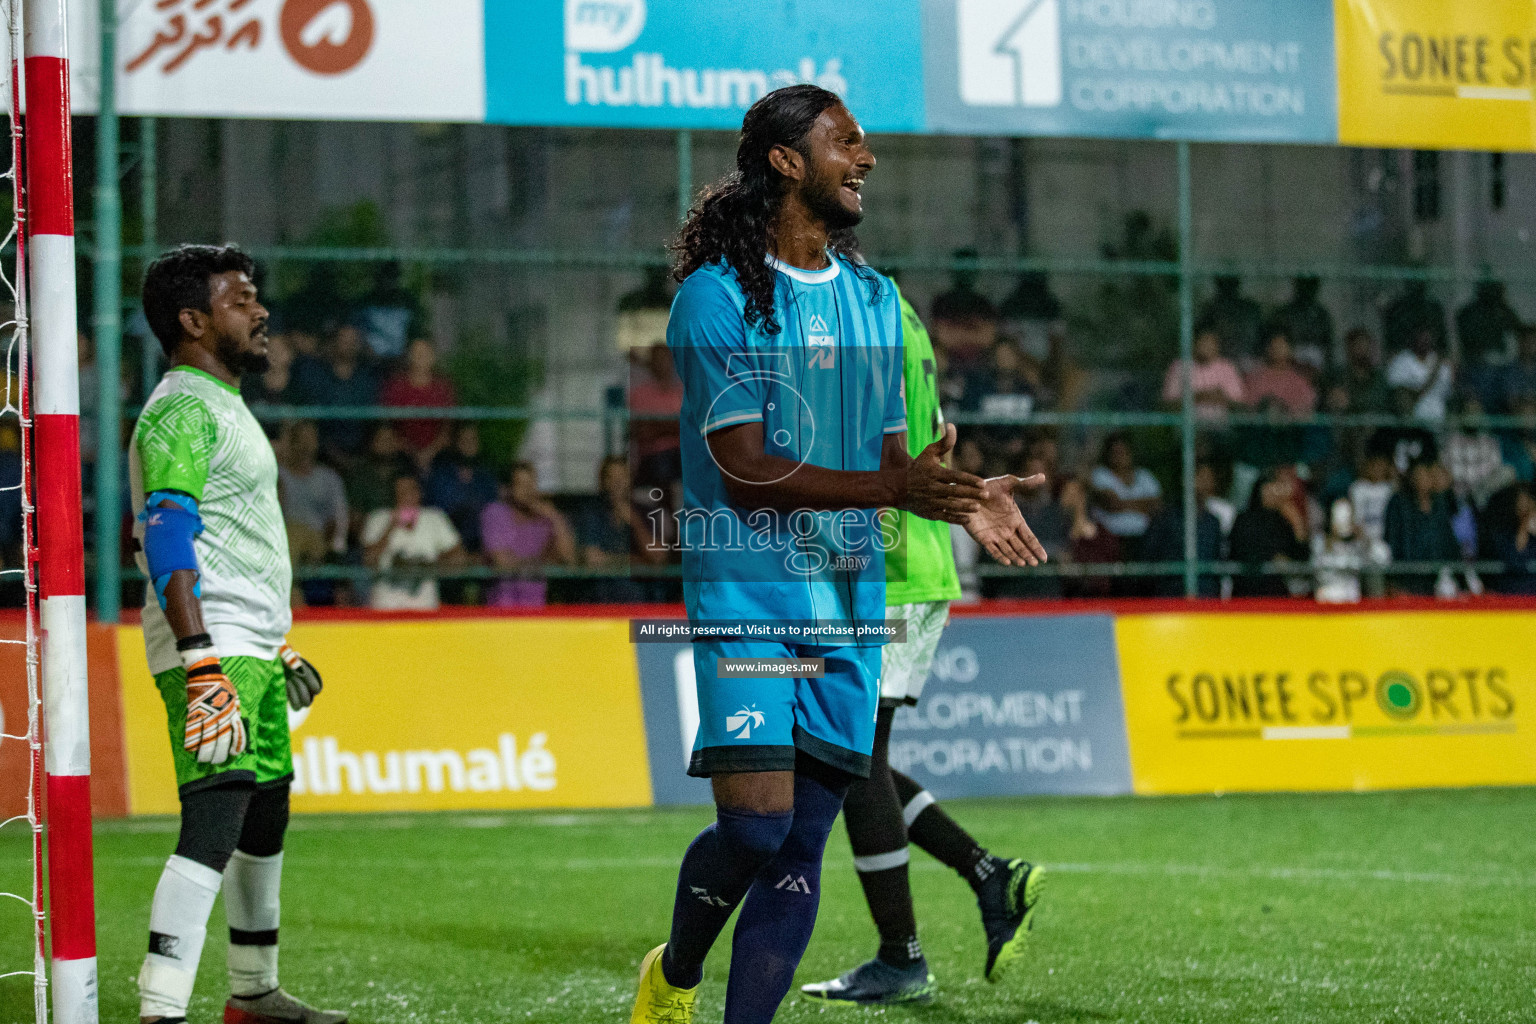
xmin=2 ymin=788 xmax=1533 ymax=1023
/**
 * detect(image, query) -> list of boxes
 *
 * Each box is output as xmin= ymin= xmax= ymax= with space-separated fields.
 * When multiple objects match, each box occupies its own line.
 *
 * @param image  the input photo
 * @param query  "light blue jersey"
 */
xmin=669 ymin=253 xmax=905 ymax=641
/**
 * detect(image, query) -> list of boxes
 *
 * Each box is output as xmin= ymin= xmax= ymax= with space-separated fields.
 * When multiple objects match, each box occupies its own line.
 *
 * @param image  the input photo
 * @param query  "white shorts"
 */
xmin=879 ymin=601 xmax=951 ymax=706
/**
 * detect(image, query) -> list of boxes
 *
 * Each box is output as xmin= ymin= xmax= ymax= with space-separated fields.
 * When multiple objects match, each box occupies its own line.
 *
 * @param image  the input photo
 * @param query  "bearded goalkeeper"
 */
xmin=131 ymin=244 xmax=343 ymax=1024
xmin=801 ymin=290 xmax=1046 ymax=1005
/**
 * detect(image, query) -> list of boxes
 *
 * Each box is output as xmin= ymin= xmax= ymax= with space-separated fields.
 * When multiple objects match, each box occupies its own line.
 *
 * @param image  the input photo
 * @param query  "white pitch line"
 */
xmin=78 ymin=855 xmax=1536 ymax=888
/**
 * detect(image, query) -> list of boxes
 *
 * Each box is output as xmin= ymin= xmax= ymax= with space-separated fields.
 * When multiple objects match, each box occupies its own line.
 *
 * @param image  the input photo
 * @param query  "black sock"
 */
xmin=891 ymin=768 xmax=990 ymax=893
xmin=723 ymin=756 xmax=852 ymax=1024
xmin=661 ymin=806 xmax=793 ymax=989
xmin=844 ymin=706 xmax=921 ymax=967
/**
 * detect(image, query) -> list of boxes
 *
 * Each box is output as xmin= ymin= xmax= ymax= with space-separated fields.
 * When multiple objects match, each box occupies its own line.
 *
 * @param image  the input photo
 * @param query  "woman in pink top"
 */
xmin=481 ymin=462 xmax=576 ymax=607
xmin=1162 ymin=326 xmax=1246 ymax=419
xmin=1246 ymin=328 xmax=1318 ymax=417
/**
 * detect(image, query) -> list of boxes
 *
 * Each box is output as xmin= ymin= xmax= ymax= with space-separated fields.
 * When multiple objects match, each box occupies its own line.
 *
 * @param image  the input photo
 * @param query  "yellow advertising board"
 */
xmin=1335 ymin=0 xmax=1536 ymax=151
xmin=118 ymin=618 xmax=653 ymax=815
xmin=1116 ymin=611 xmax=1536 ymax=794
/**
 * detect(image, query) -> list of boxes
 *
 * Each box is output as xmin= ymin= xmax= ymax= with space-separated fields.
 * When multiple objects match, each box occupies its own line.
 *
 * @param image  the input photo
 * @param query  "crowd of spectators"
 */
xmin=208 ymin=321 xmax=683 ymax=612
xmin=933 ymin=273 xmax=1536 ymax=601
xmin=84 ymin=268 xmax=1536 ymax=611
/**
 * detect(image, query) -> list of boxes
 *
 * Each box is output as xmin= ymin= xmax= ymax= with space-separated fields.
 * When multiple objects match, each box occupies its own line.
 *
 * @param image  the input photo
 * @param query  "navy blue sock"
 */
xmin=661 ymin=807 xmax=792 ymax=989
xmin=723 ymin=766 xmax=851 ymax=1024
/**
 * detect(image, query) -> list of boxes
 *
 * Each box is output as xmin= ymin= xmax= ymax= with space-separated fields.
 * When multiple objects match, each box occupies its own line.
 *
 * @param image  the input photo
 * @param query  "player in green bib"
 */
xmin=802 ymin=288 xmax=1047 ymax=1005
xmin=132 ymin=245 xmax=344 ymax=1024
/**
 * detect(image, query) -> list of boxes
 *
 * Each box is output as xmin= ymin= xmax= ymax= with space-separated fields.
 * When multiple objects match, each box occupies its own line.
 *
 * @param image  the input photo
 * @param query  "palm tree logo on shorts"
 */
xmin=726 ymin=705 xmax=766 ymax=739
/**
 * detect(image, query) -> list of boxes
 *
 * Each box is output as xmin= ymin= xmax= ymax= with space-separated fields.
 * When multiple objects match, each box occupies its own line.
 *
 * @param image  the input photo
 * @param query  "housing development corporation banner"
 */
xmin=634 ymin=614 xmax=1134 ymax=805
xmin=30 ymin=1 xmax=1536 ymax=152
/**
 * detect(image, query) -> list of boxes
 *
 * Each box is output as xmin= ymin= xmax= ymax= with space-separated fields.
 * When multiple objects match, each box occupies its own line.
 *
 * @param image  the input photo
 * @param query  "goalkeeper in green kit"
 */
xmin=131 ymin=244 xmax=345 ymax=1024
xmin=801 ymin=289 xmax=1047 ymax=1005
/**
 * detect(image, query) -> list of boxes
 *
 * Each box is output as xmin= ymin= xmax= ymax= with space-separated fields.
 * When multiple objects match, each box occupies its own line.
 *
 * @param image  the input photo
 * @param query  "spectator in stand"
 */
xmin=1329 ymin=327 xmax=1391 ymax=414
xmin=1229 ymin=469 xmax=1310 ymax=598
xmin=361 ymin=473 xmax=466 ymax=611
xmin=1162 ymin=325 xmax=1245 ymax=420
xmin=343 ymin=423 xmax=415 ymax=529
xmin=297 ymin=323 xmax=379 ymax=465
xmin=243 ymin=332 xmax=300 ymax=434
xmin=1481 ymin=483 xmax=1536 ymax=594
xmin=426 ymin=423 xmax=499 ymax=554
xmin=1382 ymin=279 xmax=1447 ymax=355
xmin=1246 ymin=327 xmax=1317 ymax=417
xmin=1444 ymin=394 xmax=1514 ymax=509
xmin=382 ymin=336 xmax=456 ymax=470
xmin=1198 ymin=460 xmax=1236 ymax=539
xmin=278 ymin=420 xmax=348 ymax=561
xmin=1273 ymin=276 xmax=1332 ymax=376
xmin=1502 ymin=394 xmax=1536 ymax=483
xmin=1383 ymin=457 xmax=1461 ymax=596
xmin=929 ymin=260 xmax=998 ymax=407
xmin=628 ymin=342 xmax=684 ymax=494
xmin=1499 ymin=326 xmax=1536 ymax=414
xmin=1370 ymin=388 xmax=1441 ymax=474
xmin=1386 ymin=325 xmax=1455 ymax=422
xmin=1198 ymin=275 xmax=1264 ymax=365
xmin=578 ymin=456 xmax=663 ymax=603
xmin=1456 ymin=279 xmax=1522 ymax=367
xmin=480 ymin=461 xmax=576 ymax=608
xmin=277 ymin=420 xmax=348 ymax=606
xmin=987 ymin=454 xmax=1066 ymax=599
xmin=1090 ymin=432 xmax=1162 ymax=562
xmin=1304 ymin=380 xmax=1366 ymax=503
xmin=1058 ymin=476 xmax=1119 ymax=598
xmin=1141 ymin=479 xmax=1224 ymax=598
xmin=1312 ymin=496 xmax=1388 ymax=604
xmin=1349 ymin=450 xmax=1398 ymax=545
xmin=967 ymin=338 xmax=1041 ymax=417
xmin=967 ymin=340 xmax=1039 ymax=473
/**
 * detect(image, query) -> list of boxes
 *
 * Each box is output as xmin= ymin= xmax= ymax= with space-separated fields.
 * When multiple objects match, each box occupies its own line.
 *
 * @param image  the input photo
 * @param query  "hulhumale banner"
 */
xmin=484 ymin=0 xmax=928 ymax=131
xmin=635 ymin=613 xmax=1133 ymax=805
xmin=923 ymin=0 xmax=1337 ymax=141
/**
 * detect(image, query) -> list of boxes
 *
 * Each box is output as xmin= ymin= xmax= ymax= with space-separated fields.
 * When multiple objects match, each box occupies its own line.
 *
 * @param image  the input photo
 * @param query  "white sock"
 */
xmin=139 ymin=855 xmax=222 ymax=1019
xmin=224 ymin=849 xmax=283 ymax=997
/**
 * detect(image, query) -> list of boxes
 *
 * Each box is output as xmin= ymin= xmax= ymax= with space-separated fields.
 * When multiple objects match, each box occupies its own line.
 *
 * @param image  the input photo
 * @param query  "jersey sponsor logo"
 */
xmin=725 ymin=705 xmax=765 ymax=739
xmin=774 ymin=874 xmax=813 ymax=894
xmin=807 ymin=315 xmax=836 ymax=368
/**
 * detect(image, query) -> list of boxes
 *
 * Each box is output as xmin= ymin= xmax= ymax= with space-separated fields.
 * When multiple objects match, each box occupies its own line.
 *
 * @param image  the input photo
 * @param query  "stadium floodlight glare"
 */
xmin=1 ymin=1 xmax=98 ymax=1022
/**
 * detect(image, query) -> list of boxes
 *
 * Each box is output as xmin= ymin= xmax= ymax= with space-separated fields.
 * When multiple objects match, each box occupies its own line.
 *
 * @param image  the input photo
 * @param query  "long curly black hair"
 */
xmin=671 ymin=84 xmax=881 ymax=335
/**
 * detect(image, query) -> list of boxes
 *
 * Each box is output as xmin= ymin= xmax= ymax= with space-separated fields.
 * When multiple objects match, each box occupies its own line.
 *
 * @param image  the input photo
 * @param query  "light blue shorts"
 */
xmin=688 ymin=638 xmax=880 ymax=779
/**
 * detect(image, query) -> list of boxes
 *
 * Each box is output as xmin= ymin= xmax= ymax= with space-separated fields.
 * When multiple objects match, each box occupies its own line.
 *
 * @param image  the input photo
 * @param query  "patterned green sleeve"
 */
xmin=135 ymin=392 xmax=217 ymax=501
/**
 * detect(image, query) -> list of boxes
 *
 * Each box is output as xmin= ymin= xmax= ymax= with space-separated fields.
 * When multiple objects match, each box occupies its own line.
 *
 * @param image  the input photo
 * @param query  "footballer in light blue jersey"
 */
xmin=632 ymin=86 xmax=1047 ymax=1024
xmin=670 ymin=252 xmax=905 ymax=649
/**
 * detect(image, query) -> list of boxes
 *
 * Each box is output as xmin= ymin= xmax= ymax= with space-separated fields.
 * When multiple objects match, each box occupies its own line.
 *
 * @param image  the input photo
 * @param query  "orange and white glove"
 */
xmin=178 ymin=634 xmax=247 ymax=765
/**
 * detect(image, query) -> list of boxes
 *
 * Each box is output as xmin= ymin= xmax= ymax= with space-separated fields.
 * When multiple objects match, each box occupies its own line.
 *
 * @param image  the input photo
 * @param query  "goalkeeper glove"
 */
xmin=279 ymin=642 xmax=324 ymax=710
xmin=178 ymin=634 xmax=247 ymax=765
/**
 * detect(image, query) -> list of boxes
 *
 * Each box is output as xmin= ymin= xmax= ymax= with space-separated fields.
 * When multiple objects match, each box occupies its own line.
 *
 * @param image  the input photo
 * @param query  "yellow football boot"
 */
xmin=630 ymin=944 xmax=698 ymax=1023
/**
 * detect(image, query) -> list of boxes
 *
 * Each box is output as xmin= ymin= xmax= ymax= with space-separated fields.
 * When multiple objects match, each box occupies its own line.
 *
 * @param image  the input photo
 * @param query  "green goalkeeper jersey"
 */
xmin=130 ymin=366 xmax=292 ymax=675
xmin=884 ymin=287 xmax=962 ymax=606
